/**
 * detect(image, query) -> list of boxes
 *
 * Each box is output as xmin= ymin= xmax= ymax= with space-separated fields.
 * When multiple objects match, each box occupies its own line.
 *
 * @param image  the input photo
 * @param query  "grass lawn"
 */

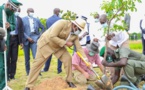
xmin=8 ymin=40 xmax=144 ymax=90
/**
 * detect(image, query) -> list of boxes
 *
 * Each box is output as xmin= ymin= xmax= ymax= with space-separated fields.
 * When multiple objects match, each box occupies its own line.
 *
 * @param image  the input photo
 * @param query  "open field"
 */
xmin=8 ymin=40 xmax=144 ymax=90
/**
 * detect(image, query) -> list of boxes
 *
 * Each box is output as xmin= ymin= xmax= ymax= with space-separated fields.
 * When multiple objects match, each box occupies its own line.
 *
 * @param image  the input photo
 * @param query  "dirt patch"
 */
xmin=33 ymin=77 xmax=86 ymax=90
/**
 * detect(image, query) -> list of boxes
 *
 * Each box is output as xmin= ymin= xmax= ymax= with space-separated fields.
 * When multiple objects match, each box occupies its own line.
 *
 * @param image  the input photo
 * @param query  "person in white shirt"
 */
xmin=99 ymin=14 xmax=129 ymax=76
xmin=99 ymin=14 xmax=129 ymax=50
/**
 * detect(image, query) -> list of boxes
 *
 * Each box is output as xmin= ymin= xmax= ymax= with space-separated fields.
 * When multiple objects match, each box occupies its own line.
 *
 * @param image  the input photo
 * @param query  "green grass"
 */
xmin=8 ymin=40 xmax=144 ymax=90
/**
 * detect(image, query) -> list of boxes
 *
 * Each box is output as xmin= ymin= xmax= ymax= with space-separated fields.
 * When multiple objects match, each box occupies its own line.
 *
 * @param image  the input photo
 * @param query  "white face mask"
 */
xmin=29 ymin=12 xmax=34 ymax=17
xmin=14 ymin=12 xmax=20 ymax=16
xmin=95 ymin=18 xmax=99 ymax=23
xmin=102 ymin=22 xmax=108 ymax=28
xmin=73 ymin=30 xmax=81 ymax=35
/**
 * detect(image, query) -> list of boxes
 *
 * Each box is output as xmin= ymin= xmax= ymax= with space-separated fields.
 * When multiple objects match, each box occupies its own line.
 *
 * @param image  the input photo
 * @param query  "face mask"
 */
xmin=5 ymin=8 xmax=14 ymax=15
xmin=102 ymin=22 xmax=108 ymax=28
xmin=89 ymin=52 xmax=95 ymax=56
xmin=95 ymin=18 xmax=99 ymax=23
xmin=73 ymin=30 xmax=81 ymax=35
xmin=14 ymin=12 xmax=20 ymax=16
xmin=29 ymin=12 xmax=34 ymax=17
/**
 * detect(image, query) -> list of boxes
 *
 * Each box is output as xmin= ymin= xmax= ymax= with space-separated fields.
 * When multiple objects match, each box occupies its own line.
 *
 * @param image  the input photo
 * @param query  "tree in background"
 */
xmin=39 ymin=18 xmax=47 ymax=29
xmin=90 ymin=12 xmax=99 ymax=19
xmin=101 ymin=0 xmax=142 ymax=34
xmin=61 ymin=10 xmax=77 ymax=20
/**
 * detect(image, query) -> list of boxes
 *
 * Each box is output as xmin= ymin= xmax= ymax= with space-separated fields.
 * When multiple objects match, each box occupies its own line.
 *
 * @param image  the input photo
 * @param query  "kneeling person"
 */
xmin=102 ymin=47 xmax=145 ymax=86
xmin=72 ymin=41 xmax=104 ymax=84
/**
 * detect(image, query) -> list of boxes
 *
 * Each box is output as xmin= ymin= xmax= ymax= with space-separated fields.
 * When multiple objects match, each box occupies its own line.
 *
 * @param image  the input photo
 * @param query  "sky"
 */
xmin=0 ymin=0 xmax=145 ymax=33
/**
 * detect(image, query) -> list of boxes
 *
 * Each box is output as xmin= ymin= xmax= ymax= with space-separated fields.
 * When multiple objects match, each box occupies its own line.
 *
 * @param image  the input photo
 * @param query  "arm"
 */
xmin=74 ymin=36 xmax=88 ymax=59
xmin=49 ymin=20 xmax=66 ymax=47
xmin=46 ymin=19 xmax=51 ymax=29
xmin=111 ymin=68 xmax=121 ymax=85
xmin=140 ymin=20 xmax=143 ymax=30
xmin=22 ymin=18 xmax=30 ymax=39
xmin=98 ymin=64 xmax=104 ymax=73
xmin=7 ymin=14 xmax=15 ymax=31
xmin=72 ymin=53 xmax=90 ymax=79
xmin=18 ymin=17 xmax=24 ymax=44
xmin=79 ymin=31 xmax=88 ymax=40
xmin=102 ymin=57 xmax=128 ymax=67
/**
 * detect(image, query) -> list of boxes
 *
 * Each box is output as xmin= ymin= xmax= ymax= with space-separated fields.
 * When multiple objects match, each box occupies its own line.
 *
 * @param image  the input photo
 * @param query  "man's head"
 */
xmin=53 ymin=8 xmax=60 ymax=16
xmin=87 ymin=41 xmax=100 ymax=56
xmin=71 ymin=18 xmax=86 ymax=35
xmin=94 ymin=13 xmax=100 ymax=19
xmin=94 ymin=13 xmax=100 ymax=23
xmin=99 ymin=14 xmax=107 ymax=24
xmin=5 ymin=0 xmax=22 ymax=15
xmin=27 ymin=8 xmax=34 ymax=17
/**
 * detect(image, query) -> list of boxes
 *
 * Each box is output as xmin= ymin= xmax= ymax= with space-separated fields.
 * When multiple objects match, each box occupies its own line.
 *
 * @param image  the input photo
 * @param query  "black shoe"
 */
xmin=39 ymin=73 xmax=42 ymax=76
xmin=24 ymin=87 xmax=30 ymax=90
xmin=57 ymin=71 xmax=62 ymax=74
xmin=11 ymin=77 xmax=15 ymax=80
xmin=66 ymin=82 xmax=76 ymax=88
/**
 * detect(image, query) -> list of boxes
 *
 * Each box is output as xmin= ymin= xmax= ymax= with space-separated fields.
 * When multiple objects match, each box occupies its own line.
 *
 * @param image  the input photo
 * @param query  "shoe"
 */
xmin=66 ymin=82 xmax=76 ymax=88
xmin=39 ymin=73 xmax=42 ymax=76
xmin=41 ymin=70 xmax=47 ymax=72
xmin=24 ymin=87 xmax=30 ymax=90
xmin=57 ymin=71 xmax=62 ymax=74
xmin=11 ymin=77 xmax=15 ymax=80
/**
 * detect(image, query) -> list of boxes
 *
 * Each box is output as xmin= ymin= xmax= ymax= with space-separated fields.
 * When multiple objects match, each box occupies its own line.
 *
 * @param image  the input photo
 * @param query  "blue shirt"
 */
xmin=46 ymin=14 xmax=61 ymax=29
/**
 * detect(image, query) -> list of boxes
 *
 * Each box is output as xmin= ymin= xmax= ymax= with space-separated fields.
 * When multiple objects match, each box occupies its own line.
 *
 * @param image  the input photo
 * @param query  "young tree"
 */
xmin=61 ymin=10 xmax=77 ymax=20
xmin=100 ymin=0 xmax=142 ymax=73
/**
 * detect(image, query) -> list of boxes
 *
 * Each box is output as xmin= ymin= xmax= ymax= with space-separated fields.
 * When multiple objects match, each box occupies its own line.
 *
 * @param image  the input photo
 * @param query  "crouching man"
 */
xmin=72 ymin=41 xmax=104 ymax=84
xmin=102 ymin=47 xmax=145 ymax=87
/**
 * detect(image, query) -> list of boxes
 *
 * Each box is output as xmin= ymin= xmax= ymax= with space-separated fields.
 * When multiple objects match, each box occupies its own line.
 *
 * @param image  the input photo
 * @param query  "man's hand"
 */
xmin=5 ymin=22 xmax=10 ymax=29
xmin=79 ymin=36 xmax=83 ymax=40
xmin=20 ymin=43 xmax=23 ymax=49
xmin=102 ymin=60 xmax=109 ymax=66
xmin=83 ymin=72 xmax=90 ymax=79
xmin=106 ymin=33 xmax=115 ymax=40
xmin=93 ymin=38 xmax=99 ymax=42
xmin=65 ymin=41 xmax=73 ymax=47
xmin=28 ymin=38 xmax=34 ymax=43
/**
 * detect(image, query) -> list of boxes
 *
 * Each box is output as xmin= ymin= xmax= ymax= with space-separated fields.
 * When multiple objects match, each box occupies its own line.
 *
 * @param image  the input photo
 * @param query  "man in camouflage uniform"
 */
xmin=102 ymin=47 xmax=145 ymax=87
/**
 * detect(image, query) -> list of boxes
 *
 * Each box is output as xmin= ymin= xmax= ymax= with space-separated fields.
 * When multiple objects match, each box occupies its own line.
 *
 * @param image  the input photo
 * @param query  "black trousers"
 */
xmin=7 ymin=35 xmax=18 ymax=78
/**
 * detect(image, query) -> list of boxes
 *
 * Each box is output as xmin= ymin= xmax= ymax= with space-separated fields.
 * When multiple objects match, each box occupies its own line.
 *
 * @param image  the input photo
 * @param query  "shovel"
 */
xmin=76 ymin=52 xmax=113 ymax=90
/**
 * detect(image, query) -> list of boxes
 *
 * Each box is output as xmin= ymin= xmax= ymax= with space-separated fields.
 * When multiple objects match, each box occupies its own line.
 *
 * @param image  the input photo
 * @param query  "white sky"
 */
xmin=1 ymin=0 xmax=145 ymax=33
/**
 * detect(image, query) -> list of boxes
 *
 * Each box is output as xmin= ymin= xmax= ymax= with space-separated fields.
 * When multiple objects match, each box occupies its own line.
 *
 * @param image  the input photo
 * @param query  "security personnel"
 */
xmin=0 ymin=0 xmax=22 ymax=89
